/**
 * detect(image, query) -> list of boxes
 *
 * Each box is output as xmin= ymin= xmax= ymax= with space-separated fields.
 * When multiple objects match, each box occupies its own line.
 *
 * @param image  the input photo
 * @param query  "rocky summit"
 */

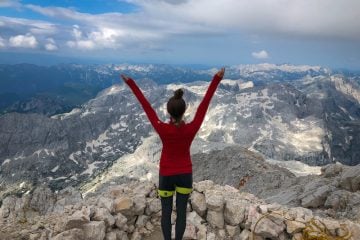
xmin=1 ymin=179 xmax=360 ymax=240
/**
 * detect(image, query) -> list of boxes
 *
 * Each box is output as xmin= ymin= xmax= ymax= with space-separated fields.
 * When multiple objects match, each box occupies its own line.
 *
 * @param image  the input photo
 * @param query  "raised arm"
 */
xmin=189 ymin=68 xmax=225 ymax=133
xmin=121 ymin=74 xmax=162 ymax=134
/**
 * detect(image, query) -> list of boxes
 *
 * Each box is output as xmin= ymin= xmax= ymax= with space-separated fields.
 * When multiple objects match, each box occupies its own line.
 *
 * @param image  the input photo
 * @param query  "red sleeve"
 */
xmin=189 ymin=74 xmax=222 ymax=134
xmin=125 ymin=78 xmax=162 ymax=134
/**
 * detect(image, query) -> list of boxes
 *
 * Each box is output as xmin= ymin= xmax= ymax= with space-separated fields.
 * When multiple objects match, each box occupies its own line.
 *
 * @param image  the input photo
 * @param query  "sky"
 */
xmin=0 ymin=0 xmax=360 ymax=69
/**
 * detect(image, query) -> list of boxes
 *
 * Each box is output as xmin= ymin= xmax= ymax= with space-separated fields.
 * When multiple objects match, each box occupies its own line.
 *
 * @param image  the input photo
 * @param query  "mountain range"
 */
xmin=0 ymin=63 xmax=359 ymax=200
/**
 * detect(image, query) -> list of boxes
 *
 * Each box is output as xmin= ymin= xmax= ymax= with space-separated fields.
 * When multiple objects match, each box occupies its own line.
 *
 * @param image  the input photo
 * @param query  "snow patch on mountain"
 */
xmin=283 ymin=118 xmax=325 ymax=153
xmin=266 ymin=158 xmax=322 ymax=176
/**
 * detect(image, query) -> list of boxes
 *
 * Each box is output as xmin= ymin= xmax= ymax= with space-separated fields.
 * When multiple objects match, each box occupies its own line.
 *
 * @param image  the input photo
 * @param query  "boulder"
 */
xmin=253 ymin=215 xmax=285 ymax=238
xmin=226 ymin=225 xmax=240 ymax=238
xmin=52 ymin=228 xmax=85 ymax=240
xmin=132 ymin=194 xmax=146 ymax=215
xmin=207 ymin=210 xmax=224 ymax=229
xmin=301 ymin=185 xmax=333 ymax=208
xmin=29 ymin=185 xmax=55 ymax=214
xmin=205 ymin=190 xmax=224 ymax=211
xmin=324 ymin=190 xmax=350 ymax=210
xmin=135 ymin=215 xmax=149 ymax=228
xmin=339 ymin=166 xmax=360 ymax=192
xmin=92 ymin=207 xmax=115 ymax=227
xmin=285 ymin=219 xmax=306 ymax=234
xmin=321 ymin=163 xmax=343 ymax=177
xmin=190 ymin=191 xmax=207 ymax=217
xmin=96 ymin=197 xmax=114 ymax=213
xmin=239 ymin=229 xmax=251 ymax=240
xmin=145 ymin=198 xmax=161 ymax=215
xmin=0 ymin=195 xmax=17 ymax=218
xmin=82 ymin=221 xmax=106 ymax=240
xmin=193 ymin=180 xmax=214 ymax=193
xmin=105 ymin=231 xmax=117 ymax=240
xmin=113 ymin=197 xmax=133 ymax=215
xmin=64 ymin=207 xmax=91 ymax=230
xmin=114 ymin=212 xmax=128 ymax=229
xmin=224 ymin=198 xmax=246 ymax=225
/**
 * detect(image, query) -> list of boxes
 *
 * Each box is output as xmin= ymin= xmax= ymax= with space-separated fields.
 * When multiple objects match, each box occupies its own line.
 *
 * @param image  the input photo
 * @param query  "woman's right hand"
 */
xmin=120 ymin=74 xmax=131 ymax=83
xmin=215 ymin=67 xmax=225 ymax=79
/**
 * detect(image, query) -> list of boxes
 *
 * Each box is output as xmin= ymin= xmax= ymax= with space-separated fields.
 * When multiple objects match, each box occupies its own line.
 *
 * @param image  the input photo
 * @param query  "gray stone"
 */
xmin=82 ymin=221 xmax=106 ymax=240
xmin=301 ymin=185 xmax=333 ymax=208
xmin=29 ymin=185 xmax=55 ymax=214
xmin=205 ymin=190 xmax=224 ymax=211
xmin=92 ymin=207 xmax=115 ymax=227
xmin=52 ymin=228 xmax=85 ymax=240
xmin=114 ymin=212 xmax=128 ymax=229
xmin=97 ymin=197 xmax=114 ymax=213
xmin=340 ymin=165 xmax=360 ymax=192
xmin=145 ymin=198 xmax=161 ymax=215
xmin=190 ymin=191 xmax=207 ymax=217
xmin=206 ymin=210 xmax=224 ymax=229
xmin=224 ymin=198 xmax=246 ymax=225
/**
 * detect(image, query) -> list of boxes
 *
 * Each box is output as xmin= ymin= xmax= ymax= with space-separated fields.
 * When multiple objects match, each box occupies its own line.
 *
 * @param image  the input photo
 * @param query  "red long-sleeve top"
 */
xmin=125 ymin=74 xmax=222 ymax=176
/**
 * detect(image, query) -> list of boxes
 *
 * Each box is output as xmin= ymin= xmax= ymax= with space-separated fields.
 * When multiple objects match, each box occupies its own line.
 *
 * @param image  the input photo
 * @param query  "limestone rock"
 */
xmin=190 ymin=191 xmax=207 ymax=217
xmin=105 ymin=231 xmax=117 ymax=240
xmin=321 ymin=164 xmax=343 ymax=178
xmin=285 ymin=219 xmax=306 ymax=234
xmin=226 ymin=225 xmax=240 ymax=238
xmin=92 ymin=207 xmax=115 ymax=227
xmin=145 ymin=198 xmax=161 ymax=215
xmin=132 ymin=194 xmax=146 ymax=215
xmin=96 ymin=197 xmax=114 ymax=213
xmin=301 ymin=185 xmax=333 ymax=208
xmin=64 ymin=207 xmax=91 ymax=230
xmin=207 ymin=210 xmax=224 ymax=229
xmin=205 ymin=190 xmax=224 ymax=211
xmin=0 ymin=195 xmax=16 ymax=218
xmin=114 ymin=212 xmax=128 ymax=229
xmin=135 ymin=215 xmax=149 ymax=228
xmin=339 ymin=166 xmax=360 ymax=192
xmin=82 ymin=221 xmax=106 ymax=240
xmin=52 ymin=228 xmax=85 ymax=240
xmin=239 ymin=229 xmax=251 ymax=240
xmin=194 ymin=180 xmax=214 ymax=193
xmin=253 ymin=215 xmax=285 ymax=238
xmin=224 ymin=198 xmax=246 ymax=225
xmin=29 ymin=185 xmax=55 ymax=214
xmin=324 ymin=190 xmax=350 ymax=210
xmin=113 ymin=197 xmax=133 ymax=215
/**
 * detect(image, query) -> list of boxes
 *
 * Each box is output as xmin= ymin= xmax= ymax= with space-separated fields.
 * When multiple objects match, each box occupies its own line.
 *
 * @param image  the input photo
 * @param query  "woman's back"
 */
xmin=124 ymin=72 xmax=223 ymax=175
xmin=157 ymin=120 xmax=198 ymax=176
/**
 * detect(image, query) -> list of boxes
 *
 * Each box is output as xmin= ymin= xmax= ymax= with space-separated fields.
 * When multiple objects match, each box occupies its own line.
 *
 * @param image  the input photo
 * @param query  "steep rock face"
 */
xmin=0 ymin=82 xmax=162 ymax=193
xmin=192 ymin=145 xmax=295 ymax=192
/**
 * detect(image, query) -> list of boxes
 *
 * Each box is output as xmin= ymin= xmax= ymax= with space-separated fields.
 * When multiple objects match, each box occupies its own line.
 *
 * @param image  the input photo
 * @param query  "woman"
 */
xmin=121 ymin=67 xmax=225 ymax=240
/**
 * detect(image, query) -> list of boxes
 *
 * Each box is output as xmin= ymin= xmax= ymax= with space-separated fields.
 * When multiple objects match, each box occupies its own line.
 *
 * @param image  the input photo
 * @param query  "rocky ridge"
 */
xmin=191 ymin=146 xmax=360 ymax=222
xmin=1 ymin=179 xmax=360 ymax=240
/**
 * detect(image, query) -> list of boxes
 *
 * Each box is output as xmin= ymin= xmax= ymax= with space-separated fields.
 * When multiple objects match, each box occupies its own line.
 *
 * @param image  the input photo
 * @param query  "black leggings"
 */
xmin=159 ymin=173 xmax=192 ymax=240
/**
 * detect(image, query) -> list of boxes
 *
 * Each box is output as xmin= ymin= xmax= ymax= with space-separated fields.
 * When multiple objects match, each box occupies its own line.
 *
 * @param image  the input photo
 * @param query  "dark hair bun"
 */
xmin=174 ymin=88 xmax=184 ymax=99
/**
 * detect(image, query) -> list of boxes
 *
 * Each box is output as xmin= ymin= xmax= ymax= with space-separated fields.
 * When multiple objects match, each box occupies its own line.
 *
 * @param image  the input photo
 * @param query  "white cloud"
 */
xmin=1 ymin=1 xmax=358 ymax=57
xmin=0 ymin=0 xmax=21 ymax=8
xmin=9 ymin=33 xmax=38 ymax=48
xmin=252 ymin=50 xmax=269 ymax=59
xmin=44 ymin=38 xmax=58 ymax=51
xmin=0 ymin=36 xmax=6 ymax=48
xmin=130 ymin=0 xmax=360 ymax=40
